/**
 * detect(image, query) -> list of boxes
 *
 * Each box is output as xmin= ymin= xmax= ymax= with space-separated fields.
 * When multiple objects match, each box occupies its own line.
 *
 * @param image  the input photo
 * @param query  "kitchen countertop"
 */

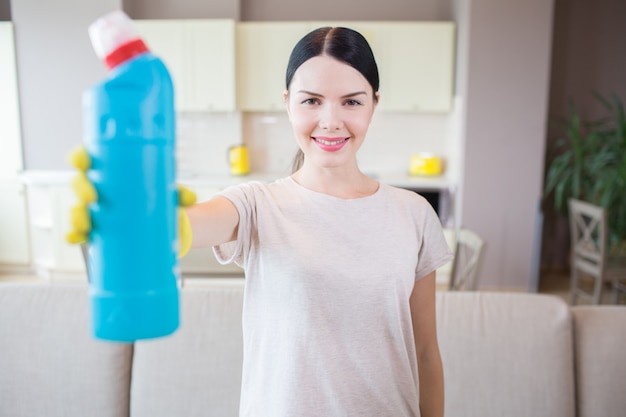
xmin=19 ymin=170 xmax=454 ymax=190
xmin=176 ymin=171 xmax=453 ymax=190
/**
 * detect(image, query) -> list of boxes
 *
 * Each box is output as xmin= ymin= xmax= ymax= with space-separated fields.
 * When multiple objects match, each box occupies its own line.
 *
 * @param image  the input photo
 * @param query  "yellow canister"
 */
xmin=228 ymin=145 xmax=250 ymax=176
xmin=409 ymin=153 xmax=442 ymax=176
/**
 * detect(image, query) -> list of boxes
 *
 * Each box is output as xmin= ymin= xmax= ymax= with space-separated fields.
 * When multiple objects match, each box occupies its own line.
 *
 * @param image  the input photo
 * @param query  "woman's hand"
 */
xmin=177 ymin=184 xmax=196 ymax=258
xmin=66 ymin=146 xmax=96 ymax=244
xmin=64 ymin=145 xmax=197 ymax=259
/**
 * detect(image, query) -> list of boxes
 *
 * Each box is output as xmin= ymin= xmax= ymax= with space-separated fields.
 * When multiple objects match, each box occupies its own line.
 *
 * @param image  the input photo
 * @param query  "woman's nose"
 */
xmin=319 ymin=105 xmax=343 ymax=130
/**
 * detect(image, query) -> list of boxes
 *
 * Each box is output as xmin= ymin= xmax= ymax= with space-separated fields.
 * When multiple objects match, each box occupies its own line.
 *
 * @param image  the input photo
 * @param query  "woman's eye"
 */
xmin=345 ymin=99 xmax=362 ymax=106
xmin=302 ymin=98 xmax=320 ymax=105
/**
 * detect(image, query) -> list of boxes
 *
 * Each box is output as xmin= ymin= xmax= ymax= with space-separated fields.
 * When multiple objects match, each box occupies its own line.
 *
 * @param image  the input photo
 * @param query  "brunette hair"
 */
xmin=286 ymin=27 xmax=380 ymax=173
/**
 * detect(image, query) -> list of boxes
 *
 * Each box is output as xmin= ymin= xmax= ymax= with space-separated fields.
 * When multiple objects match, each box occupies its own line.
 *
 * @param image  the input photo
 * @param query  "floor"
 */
xmin=538 ymin=267 xmax=626 ymax=305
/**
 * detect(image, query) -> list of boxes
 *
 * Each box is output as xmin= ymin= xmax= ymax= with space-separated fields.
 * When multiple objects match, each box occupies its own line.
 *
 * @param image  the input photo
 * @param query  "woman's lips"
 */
xmin=312 ymin=136 xmax=349 ymax=152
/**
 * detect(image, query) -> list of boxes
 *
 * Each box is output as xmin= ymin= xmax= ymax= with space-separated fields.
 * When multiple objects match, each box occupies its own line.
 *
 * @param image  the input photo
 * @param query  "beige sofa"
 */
xmin=1 ymin=279 xmax=625 ymax=417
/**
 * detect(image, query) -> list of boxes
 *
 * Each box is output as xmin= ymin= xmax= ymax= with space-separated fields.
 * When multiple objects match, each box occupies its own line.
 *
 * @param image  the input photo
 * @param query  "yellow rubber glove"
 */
xmin=177 ymin=184 xmax=196 ymax=259
xmin=65 ymin=146 xmax=197 ymax=259
xmin=66 ymin=146 xmax=96 ymax=244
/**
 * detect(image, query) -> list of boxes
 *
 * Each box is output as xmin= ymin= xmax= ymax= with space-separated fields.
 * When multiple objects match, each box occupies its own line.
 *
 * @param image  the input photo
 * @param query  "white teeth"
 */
xmin=316 ymin=138 xmax=346 ymax=146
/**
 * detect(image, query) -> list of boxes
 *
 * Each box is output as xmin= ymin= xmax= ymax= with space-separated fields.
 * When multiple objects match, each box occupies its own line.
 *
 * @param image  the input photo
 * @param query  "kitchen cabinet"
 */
xmin=0 ymin=24 xmax=30 ymax=269
xmin=308 ymin=21 xmax=455 ymax=113
xmin=135 ymin=19 xmax=236 ymax=112
xmin=236 ymin=22 xmax=311 ymax=111
xmin=236 ymin=21 xmax=455 ymax=113
xmin=21 ymin=174 xmax=244 ymax=279
xmin=0 ymin=22 xmax=23 ymax=180
xmin=0 ymin=181 xmax=30 ymax=266
xmin=379 ymin=22 xmax=455 ymax=113
xmin=20 ymin=177 xmax=86 ymax=280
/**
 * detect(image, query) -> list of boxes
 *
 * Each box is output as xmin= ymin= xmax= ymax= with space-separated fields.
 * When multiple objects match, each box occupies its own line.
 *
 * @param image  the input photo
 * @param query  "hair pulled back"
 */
xmin=286 ymin=27 xmax=380 ymax=172
xmin=286 ymin=27 xmax=379 ymax=94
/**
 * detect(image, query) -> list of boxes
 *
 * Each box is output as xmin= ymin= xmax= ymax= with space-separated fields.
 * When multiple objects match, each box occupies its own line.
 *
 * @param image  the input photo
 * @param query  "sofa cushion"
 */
xmin=130 ymin=280 xmax=245 ymax=417
xmin=0 ymin=283 xmax=133 ymax=417
xmin=436 ymin=292 xmax=575 ymax=417
xmin=572 ymin=305 xmax=626 ymax=417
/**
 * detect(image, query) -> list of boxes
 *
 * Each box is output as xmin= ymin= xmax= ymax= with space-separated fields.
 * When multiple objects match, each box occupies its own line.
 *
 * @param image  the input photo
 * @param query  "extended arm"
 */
xmin=184 ymin=196 xmax=240 ymax=248
xmin=66 ymin=146 xmax=239 ymax=256
xmin=410 ymin=271 xmax=444 ymax=417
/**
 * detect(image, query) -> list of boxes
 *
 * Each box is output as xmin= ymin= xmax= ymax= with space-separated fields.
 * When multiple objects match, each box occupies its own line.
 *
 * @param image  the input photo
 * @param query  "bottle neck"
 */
xmin=104 ymin=39 xmax=149 ymax=69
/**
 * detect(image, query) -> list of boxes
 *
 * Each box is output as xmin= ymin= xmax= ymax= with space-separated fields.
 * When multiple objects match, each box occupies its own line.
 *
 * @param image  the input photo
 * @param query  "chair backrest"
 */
xmin=567 ymin=199 xmax=607 ymax=278
xmin=448 ymin=228 xmax=485 ymax=291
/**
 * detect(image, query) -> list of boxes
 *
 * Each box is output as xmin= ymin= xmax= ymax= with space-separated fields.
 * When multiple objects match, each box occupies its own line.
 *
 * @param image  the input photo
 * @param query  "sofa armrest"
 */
xmin=572 ymin=305 xmax=626 ymax=417
xmin=436 ymin=292 xmax=575 ymax=417
xmin=0 ymin=283 xmax=133 ymax=417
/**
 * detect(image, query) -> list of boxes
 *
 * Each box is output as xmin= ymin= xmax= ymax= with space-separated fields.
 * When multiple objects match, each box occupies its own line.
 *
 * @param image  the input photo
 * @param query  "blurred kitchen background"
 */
xmin=0 ymin=0 xmax=624 ymax=293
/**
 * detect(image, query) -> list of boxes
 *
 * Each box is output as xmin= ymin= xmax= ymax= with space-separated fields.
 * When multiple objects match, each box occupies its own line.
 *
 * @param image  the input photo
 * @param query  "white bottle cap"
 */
xmin=88 ymin=10 xmax=141 ymax=61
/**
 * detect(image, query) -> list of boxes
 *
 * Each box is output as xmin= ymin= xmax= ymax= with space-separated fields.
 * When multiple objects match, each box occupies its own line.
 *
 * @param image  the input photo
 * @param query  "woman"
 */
xmin=185 ymin=27 xmax=452 ymax=417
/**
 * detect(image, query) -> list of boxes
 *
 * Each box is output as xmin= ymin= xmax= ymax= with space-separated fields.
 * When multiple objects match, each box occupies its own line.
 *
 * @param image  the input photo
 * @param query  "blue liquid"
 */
xmin=83 ymin=52 xmax=179 ymax=342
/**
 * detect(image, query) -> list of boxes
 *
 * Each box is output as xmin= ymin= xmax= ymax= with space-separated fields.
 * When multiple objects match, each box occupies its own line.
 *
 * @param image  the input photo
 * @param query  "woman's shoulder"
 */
xmin=219 ymin=177 xmax=294 ymax=199
xmin=380 ymin=182 xmax=428 ymax=204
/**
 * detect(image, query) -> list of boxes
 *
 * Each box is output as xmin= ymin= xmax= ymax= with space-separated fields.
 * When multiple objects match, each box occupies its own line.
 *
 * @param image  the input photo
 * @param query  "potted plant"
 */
xmin=543 ymin=93 xmax=626 ymax=254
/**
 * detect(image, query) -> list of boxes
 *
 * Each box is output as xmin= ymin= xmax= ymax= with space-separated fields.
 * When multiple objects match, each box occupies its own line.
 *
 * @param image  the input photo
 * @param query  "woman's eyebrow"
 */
xmin=296 ymin=90 xmax=322 ymax=97
xmin=295 ymin=90 xmax=368 ymax=98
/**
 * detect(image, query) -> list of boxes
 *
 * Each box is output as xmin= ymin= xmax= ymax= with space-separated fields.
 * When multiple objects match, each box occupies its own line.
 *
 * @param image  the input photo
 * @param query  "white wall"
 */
xmin=123 ymin=0 xmax=239 ymax=20
xmin=11 ymin=0 xmax=120 ymax=170
xmin=240 ymin=0 xmax=451 ymax=21
xmin=455 ymin=0 xmax=554 ymax=290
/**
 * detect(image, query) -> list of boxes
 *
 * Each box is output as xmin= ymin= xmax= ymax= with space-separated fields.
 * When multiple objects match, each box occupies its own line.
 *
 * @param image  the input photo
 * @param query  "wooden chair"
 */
xmin=568 ymin=199 xmax=626 ymax=305
xmin=448 ymin=228 xmax=485 ymax=291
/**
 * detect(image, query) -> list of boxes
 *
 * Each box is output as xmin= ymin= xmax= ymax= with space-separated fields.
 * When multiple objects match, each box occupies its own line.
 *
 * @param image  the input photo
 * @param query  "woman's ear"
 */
xmin=374 ymin=91 xmax=380 ymax=107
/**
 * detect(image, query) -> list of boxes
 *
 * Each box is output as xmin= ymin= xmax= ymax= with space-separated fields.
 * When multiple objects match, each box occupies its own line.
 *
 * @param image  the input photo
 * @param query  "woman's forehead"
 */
xmin=290 ymin=56 xmax=370 ymax=94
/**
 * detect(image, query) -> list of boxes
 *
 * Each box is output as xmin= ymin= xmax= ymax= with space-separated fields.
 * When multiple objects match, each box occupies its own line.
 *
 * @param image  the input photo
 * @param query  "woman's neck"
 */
xmin=291 ymin=163 xmax=379 ymax=199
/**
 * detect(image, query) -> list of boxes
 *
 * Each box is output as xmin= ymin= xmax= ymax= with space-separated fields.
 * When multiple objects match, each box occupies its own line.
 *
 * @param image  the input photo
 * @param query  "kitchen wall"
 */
xmin=176 ymin=111 xmax=454 ymax=178
xmin=8 ymin=0 xmax=556 ymax=291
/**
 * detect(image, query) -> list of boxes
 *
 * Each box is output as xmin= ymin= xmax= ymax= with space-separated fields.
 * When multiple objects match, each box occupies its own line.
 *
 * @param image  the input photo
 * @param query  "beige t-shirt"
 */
xmin=214 ymin=177 xmax=453 ymax=417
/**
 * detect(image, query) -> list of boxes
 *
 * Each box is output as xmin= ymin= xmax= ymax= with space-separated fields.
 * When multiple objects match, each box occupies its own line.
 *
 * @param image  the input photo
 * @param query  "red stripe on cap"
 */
xmin=104 ymin=39 xmax=149 ymax=69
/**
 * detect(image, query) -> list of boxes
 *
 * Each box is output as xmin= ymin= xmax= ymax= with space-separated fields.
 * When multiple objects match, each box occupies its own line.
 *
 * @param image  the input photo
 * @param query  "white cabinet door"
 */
xmin=376 ymin=22 xmax=455 ymax=113
xmin=22 ymin=177 xmax=86 ymax=280
xmin=135 ymin=19 xmax=236 ymax=112
xmin=134 ymin=20 xmax=186 ymax=110
xmin=0 ymin=22 xmax=23 ymax=180
xmin=0 ymin=181 xmax=30 ymax=266
xmin=308 ymin=21 xmax=455 ymax=113
xmin=236 ymin=22 xmax=311 ymax=112
xmin=186 ymin=20 xmax=236 ymax=112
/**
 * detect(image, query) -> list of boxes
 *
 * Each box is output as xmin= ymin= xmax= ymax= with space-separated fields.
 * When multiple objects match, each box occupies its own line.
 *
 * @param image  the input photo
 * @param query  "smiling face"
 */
xmin=285 ymin=55 xmax=378 ymax=173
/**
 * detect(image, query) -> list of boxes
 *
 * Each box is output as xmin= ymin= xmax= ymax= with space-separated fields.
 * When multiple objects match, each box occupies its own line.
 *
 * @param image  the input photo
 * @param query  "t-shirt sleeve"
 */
xmin=415 ymin=201 xmax=454 ymax=280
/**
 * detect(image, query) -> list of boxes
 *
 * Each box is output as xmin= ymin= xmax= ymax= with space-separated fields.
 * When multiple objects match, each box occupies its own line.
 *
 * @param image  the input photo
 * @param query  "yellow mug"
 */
xmin=228 ymin=145 xmax=250 ymax=176
xmin=409 ymin=153 xmax=442 ymax=176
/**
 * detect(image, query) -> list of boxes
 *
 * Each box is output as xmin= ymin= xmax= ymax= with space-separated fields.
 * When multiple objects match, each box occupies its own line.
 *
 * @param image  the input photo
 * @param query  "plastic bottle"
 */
xmin=83 ymin=10 xmax=179 ymax=342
